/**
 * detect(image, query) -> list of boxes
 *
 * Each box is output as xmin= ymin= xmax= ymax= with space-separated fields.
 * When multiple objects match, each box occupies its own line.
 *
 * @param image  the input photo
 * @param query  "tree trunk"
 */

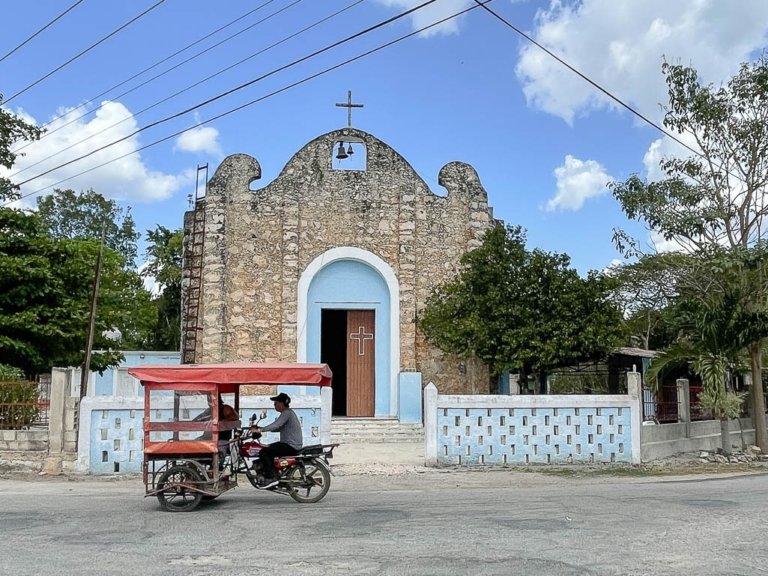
xmin=720 ymin=418 xmax=732 ymax=456
xmin=749 ymin=341 xmax=767 ymax=451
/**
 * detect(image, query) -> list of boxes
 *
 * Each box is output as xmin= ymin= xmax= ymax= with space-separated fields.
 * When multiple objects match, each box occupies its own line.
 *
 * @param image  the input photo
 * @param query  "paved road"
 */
xmin=1 ymin=470 xmax=766 ymax=576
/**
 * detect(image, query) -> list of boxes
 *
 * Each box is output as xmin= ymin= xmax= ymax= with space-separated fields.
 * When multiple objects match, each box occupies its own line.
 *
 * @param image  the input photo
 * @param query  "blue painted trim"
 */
xmin=305 ymin=260 xmax=391 ymax=416
xmin=398 ymin=372 xmax=422 ymax=423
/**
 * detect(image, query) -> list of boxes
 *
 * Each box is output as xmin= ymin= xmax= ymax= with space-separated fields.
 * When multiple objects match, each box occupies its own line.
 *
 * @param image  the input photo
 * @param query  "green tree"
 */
xmin=36 ymin=188 xmax=140 ymax=268
xmin=0 ymin=209 xmax=144 ymax=374
xmin=141 ymin=226 xmax=183 ymax=351
xmin=419 ymin=225 xmax=625 ymax=385
xmin=609 ymin=253 xmax=684 ymax=350
xmin=648 ymin=255 xmax=768 ymax=454
xmin=0 ymin=95 xmax=42 ymax=202
xmin=610 ymin=56 xmax=768 ymax=449
xmin=0 ymin=97 xmax=154 ymax=373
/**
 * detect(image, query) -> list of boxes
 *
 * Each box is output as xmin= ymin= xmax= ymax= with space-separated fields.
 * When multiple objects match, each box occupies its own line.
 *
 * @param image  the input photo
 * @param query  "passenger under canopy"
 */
xmin=130 ymin=363 xmax=332 ymax=456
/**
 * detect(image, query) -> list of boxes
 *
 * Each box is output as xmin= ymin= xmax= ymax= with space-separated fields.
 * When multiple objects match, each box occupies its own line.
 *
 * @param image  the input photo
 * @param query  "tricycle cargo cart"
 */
xmin=128 ymin=363 xmax=337 ymax=512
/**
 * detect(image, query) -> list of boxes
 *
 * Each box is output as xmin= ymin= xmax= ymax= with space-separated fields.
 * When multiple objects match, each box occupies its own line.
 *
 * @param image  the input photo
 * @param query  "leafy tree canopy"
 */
xmin=610 ymin=57 xmax=768 ymax=448
xmin=610 ymin=56 xmax=768 ymax=254
xmin=0 ymin=95 xmax=42 ymax=202
xmin=419 ymin=225 xmax=625 ymax=379
xmin=0 ymin=206 xmax=154 ymax=374
xmin=141 ymin=225 xmax=183 ymax=351
xmin=36 ymin=188 xmax=140 ymax=268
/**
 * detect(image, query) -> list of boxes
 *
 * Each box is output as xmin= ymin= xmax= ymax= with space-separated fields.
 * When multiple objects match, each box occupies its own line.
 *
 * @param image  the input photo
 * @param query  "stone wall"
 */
xmin=183 ymin=128 xmax=495 ymax=394
xmin=0 ymin=429 xmax=48 ymax=451
xmin=0 ymin=368 xmax=79 ymax=474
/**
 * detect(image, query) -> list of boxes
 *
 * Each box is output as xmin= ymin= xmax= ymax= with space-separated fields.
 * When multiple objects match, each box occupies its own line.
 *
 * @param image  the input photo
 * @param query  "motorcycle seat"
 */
xmin=297 ymin=445 xmax=324 ymax=455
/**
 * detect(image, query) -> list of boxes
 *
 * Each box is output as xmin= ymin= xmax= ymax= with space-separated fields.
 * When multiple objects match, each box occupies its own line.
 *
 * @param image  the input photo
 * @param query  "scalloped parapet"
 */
xmin=438 ymin=161 xmax=487 ymax=200
xmin=187 ymin=127 xmax=496 ymax=394
xmin=207 ymin=153 xmax=262 ymax=200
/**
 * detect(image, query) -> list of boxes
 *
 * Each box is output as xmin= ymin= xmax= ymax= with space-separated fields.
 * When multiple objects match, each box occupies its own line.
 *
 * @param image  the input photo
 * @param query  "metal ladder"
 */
xmin=182 ymin=164 xmax=208 ymax=364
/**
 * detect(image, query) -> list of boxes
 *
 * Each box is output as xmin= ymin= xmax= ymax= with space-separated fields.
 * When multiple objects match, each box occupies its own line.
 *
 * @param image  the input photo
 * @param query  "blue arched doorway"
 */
xmin=303 ymin=257 xmax=393 ymax=417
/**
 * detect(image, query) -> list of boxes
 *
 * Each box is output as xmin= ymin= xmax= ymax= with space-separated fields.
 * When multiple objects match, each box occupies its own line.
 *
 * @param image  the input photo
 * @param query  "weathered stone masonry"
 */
xmin=183 ymin=128 xmax=496 ymax=394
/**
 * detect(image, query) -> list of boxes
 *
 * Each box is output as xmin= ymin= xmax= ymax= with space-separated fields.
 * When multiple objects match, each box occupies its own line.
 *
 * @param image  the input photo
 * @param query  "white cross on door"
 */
xmin=349 ymin=325 xmax=374 ymax=356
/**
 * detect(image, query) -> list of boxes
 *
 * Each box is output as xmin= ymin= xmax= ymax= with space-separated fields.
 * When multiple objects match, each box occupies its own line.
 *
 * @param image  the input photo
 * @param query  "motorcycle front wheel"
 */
xmin=287 ymin=459 xmax=331 ymax=503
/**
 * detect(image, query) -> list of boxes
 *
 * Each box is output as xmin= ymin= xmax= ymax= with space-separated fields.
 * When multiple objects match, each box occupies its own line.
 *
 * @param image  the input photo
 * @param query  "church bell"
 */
xmin=336 ymin=141 xmax=348 ymax=160
xmin=347 ymin=143 xmax=354 ymax=155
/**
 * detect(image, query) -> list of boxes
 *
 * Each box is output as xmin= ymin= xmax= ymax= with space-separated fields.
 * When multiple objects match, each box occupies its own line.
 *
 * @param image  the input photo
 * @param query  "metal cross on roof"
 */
xmin=335 ymin=90 xmax=364 ymax=127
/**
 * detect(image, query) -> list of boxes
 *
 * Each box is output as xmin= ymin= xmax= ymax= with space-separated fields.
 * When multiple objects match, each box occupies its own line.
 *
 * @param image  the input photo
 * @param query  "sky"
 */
xmin=1 ymin=0 xmax=767 ymax=274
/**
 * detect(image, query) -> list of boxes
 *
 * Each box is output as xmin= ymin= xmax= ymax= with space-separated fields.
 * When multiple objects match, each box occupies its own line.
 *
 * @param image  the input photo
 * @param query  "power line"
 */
xmin=3 ymin=1 xmax=491 ymax=206
xmin=11 ymin=0 xmax=321 ymax=178
xmin=12 ymin=0 xmax=283 ymax=155
xmin=4 ymin=0 xmax=167 ymax=104
xmin=471 ymin=0 xmax=705 ymax=161
xmin=3 ymin=0 xmax=445 ymax=194
xmin=0 ymin=0 xmax=85 ymax=63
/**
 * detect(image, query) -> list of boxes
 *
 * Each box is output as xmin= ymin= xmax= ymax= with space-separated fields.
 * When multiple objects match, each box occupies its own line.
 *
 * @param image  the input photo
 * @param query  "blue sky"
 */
xmin=2 ymin=0 xmax=767 ymax=273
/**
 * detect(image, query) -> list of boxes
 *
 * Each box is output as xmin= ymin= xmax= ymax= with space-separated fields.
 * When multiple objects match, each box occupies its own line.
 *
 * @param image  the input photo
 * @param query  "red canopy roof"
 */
xmin=128 ymin=363 xmax=332 ymax=387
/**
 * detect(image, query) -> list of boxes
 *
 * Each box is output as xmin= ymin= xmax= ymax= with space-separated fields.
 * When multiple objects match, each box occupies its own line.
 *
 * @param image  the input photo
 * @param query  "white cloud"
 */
xmin=373 ymin=0 xmax=473 ymax=37
xmin=642 ymin=131 xmax=700 ymax=181
xmin=515 ymin=0 xmax=768 ymax=125
xmin=0 ymin=101 xmax=191 ymax=204
xmin=175 ymin=125 xmax=222 ymax=156
xmin=547 ymin=155 xmax=611 ymax=211
xmin=649 ymin=230 xmax=686 ymax=254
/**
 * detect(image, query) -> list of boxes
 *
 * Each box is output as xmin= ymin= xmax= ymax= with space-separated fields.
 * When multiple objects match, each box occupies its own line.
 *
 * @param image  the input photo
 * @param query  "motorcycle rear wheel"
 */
xmin=288 ymin=459 xmax=331 ymax=503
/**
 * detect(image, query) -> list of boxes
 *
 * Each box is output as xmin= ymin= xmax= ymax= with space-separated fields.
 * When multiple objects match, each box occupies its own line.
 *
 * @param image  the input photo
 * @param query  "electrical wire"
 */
xmin=3 ymin=0 xmax=167 ymax=104
xmin=10 ymin=0 xmax=325 ymax=178
xmin=471 ymin=0 xmax=705 ymax=161
xmin=3 ymin=1 xmax=491 ymax=206
xmin=0 ymin=0 xmax=85 ymax=64
xmin=11 ymin=0 xmax=284 ymax=155
xmin=2 ymin=0 xmax=445 ymax=195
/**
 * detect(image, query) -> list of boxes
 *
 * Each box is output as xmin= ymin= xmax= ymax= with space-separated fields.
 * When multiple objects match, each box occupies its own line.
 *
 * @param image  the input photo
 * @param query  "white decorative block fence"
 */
xmin=77 ymin=388 xmax=332 ymax=474
xmin=424 ymin=374 xmax=642 ymax=466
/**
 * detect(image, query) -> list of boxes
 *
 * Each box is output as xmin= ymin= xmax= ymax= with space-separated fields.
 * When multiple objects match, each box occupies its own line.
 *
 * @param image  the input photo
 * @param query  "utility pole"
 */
xmin=79 ymin=225 xmax=106 ymax=402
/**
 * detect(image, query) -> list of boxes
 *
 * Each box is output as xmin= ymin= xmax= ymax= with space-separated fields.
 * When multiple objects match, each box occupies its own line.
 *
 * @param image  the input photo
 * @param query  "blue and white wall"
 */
xmin=82 ymin=351 xmax=180 ymax=397
xmin=424 ymin=374 xmax=643 ymax=466
xmin=297 ymin=247 xmax=402 ymax=418
xmin=77 ymin=390 xmax=332 ymax=474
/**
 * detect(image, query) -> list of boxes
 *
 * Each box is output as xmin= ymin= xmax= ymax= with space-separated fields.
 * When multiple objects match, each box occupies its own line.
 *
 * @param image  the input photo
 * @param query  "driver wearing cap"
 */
xmin=252 ymin=392 xmax=302 ymax=489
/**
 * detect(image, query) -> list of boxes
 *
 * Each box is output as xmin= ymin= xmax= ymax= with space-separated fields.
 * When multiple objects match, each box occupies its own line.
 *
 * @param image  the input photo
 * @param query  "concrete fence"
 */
xmin=424 ymin=374 xmax=644 ymax=466
xmin=640 ymin=378 xmax=767 ymax=460
xmin=77 ymin=388 xmax=332 ymax=474
xmin=0 ymin=368 xmax=79 ymax=473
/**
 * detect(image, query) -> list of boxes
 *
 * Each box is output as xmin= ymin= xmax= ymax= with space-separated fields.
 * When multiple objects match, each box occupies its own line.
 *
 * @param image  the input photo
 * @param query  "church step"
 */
xmin=331 ymin=436 xmax=424 ymax=444
xmin=330 ymin=417 xmax=424 ymax=443
xmin=331 ymin=418 xmax=420 ymax=426
xmin=331 ymin=422 xmax=423 ymax=432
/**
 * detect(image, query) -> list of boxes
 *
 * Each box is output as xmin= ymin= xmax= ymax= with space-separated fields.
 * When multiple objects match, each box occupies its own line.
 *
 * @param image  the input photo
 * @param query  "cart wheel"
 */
xmin=288 ymin=459 xmax=331 ymax=503
xmin=156 ymin=465 xmax=204 ymax=512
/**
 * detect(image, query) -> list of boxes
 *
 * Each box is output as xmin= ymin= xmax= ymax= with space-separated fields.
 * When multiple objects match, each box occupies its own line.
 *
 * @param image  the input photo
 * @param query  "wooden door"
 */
xmin=346 ymin=310 xmax=375 ymax=416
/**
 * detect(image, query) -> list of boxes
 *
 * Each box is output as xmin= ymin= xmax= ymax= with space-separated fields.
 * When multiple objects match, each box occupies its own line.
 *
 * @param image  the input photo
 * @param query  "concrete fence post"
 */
xmin=424 ymin=383 xmax=438 ymax=466
xmin=676 ymin=378 xmax=691 ymax=438
xmin=47 ymin=369 xmax=68 ymax=455
xmin=626 ymin=372 xmax=643 ymax=465
xmin=320 ymin=387 xmax=333 ymax=445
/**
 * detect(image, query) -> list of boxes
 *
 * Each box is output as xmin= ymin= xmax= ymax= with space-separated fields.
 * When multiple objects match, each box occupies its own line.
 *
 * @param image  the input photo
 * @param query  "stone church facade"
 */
xmin=182 ymin=127 xmax=496 ymax=418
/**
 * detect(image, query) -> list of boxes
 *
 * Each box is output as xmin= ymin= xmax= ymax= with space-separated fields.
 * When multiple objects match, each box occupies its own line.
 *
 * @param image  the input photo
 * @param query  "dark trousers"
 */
xmin=260 ymin=442 xmax=298 ymax=479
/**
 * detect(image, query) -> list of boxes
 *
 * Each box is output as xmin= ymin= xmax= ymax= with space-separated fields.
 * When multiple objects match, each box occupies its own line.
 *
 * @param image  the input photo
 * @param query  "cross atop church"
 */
xmin=336 ymin=90 xmax=364 ymax=127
